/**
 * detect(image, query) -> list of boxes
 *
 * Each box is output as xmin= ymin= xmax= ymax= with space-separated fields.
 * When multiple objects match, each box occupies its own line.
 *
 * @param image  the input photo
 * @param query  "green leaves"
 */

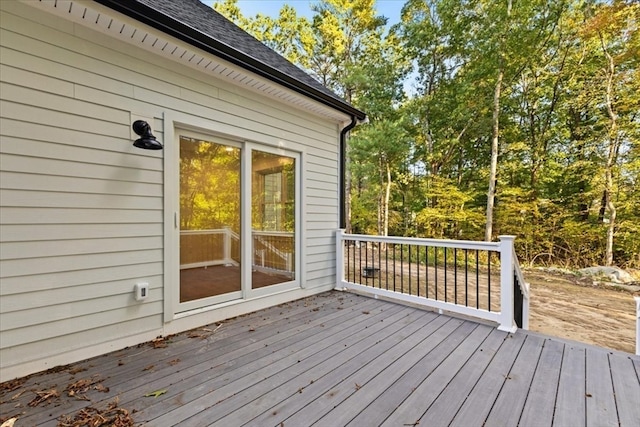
xmin=144 ymin=389 xmax=167 ymax=398
xmin=212 ymin=0 xmax=639 ymax=267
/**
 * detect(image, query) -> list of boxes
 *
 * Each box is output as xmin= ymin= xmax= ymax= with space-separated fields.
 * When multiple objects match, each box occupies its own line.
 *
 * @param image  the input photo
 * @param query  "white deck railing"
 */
xmin=336 ymin=230 xmax=529 ymax=333
xmin=180 ymin=228 xmax=294 ymax=275
xmin=636 ymin=296 xmax=640 ymax=356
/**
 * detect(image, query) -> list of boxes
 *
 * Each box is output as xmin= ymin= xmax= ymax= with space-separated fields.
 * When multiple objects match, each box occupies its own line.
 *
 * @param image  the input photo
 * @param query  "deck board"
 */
xmin=2 ymin=291 xmax=639 ymax=427
xmin=608 ymin=352 xmax=640 ymax=427
xmin=518 ymin=338 xmax=564 ymax=426
xmin=224 ymin=308 xmax=443 ymax=426
xmin=585 ymin=348 xmax=618 ymax=427
xmin=196 ymin=305 xmax=417 ymax=426
xmin=377 ymin=322 xmax=492 ymax=427
xmin=448 ymin=331 xmax=527 ymax=427
xmin=484 ymin=334 xmax=545 ymax=426
xmin=412 ymin=328 xmax=510 ymax=426
xmin=553 ymin=345 xmax=587 ymax=427
xmin=257 ymin=313 xmax=455 ymax=426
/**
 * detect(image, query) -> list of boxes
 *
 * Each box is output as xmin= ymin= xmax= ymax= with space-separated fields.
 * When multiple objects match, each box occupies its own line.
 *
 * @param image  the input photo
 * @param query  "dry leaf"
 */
xmin=28 ymin=388 xmax=59 ymax=407
xmin=94 ymin=384 xmax=110 ymax=393
xmin=1 ymin=418 xmax=17 ymax=427
xmin=57 ymin=398 xmax=133 ymax=427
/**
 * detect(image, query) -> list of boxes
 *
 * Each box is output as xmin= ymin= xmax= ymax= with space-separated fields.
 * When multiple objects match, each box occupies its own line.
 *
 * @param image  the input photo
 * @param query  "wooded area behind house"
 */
xmin=213 ymin=0 xmax=639 ymax=268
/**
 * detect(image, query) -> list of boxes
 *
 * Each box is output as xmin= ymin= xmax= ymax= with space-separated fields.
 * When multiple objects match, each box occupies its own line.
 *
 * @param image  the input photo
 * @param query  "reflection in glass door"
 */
xmin=251 ymin=150 xmax=296 ymax=287
xmin=179 ymin=136 xmax=241 ymax=302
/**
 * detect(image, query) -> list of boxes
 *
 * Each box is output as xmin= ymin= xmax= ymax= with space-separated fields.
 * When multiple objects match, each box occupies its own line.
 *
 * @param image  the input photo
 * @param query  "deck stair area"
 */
xmin=1 ymin=292 xmax=638 ymax=426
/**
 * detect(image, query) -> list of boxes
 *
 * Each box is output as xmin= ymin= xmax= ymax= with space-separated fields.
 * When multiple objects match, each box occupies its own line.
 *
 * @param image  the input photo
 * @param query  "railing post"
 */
xmin=498 ymin=235 xmax=517 ymax=333
xmin=223 ymin=226 xmax=232 ymax=266
xmin=635 ymin=296 xmax=640 ymax=356
xmin=336 ymin=229 xmax=346 ymax=290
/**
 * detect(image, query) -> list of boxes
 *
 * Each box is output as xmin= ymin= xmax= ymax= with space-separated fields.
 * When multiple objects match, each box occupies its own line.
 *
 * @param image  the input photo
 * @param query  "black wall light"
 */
xmin=132 ymin=120 xmax=163 ymax=150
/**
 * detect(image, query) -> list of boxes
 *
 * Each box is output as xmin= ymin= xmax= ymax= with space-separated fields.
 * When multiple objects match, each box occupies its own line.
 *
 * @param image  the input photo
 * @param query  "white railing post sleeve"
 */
xmin=635 ymin=296 xmax=640 ymax=356
xmin=335 ymin=229 xmax=346 ymax=290
xmin=498 ymin=235 xmax=517 ymax=333
xmin=223 ymin=226 xmax=232 ymax=265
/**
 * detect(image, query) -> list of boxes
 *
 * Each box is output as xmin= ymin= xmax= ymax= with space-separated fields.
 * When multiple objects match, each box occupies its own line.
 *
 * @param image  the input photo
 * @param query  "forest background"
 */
xmin=212 ymin=0 xmax=639 ymax=269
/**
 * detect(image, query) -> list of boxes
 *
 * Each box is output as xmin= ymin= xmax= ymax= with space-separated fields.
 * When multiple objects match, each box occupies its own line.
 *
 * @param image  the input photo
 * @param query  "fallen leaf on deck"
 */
xmin=66 ymin=376 xmax=105 ymax=397
xmin=28 ymin=388 xmax=59 ymax=407
xmin=57 ymin=398 xmax=133 ymax=427
xmin=0 ymin=378 xmax=26 ymax=393
xmin=1 ymin=418 xmax=17 ymax=427
xmin=94 ymin=384 xmax=110 ymax=393
xmin=144 ymin=389 xmax=167 ymax=398
xmin=150 ymin=337 xmax=168 ymax=348
xmin=11 ymin=390 xmax=27 ymax=400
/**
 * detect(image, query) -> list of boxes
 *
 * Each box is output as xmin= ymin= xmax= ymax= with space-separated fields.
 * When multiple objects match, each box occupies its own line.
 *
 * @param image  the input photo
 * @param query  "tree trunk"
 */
xmin=485 ymin=66 xmax=503 ymax=242
xmin=384 ymin=161 xmax=391 ymax=237
xmin=600 ymin=33 xmax=619 ymax=266
xmin=485 ymin=0 xmax=511 ymax=242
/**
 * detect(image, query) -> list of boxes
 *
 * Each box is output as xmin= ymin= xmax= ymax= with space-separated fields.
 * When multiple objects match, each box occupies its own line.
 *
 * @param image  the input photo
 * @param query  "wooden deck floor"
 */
xmin=2 ymin=291 xmax=639 ymax=426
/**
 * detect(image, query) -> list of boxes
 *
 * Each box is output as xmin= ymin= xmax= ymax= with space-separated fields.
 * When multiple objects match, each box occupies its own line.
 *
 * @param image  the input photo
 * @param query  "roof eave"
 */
xmin=92 ymin=0 xmax=366 ymax=121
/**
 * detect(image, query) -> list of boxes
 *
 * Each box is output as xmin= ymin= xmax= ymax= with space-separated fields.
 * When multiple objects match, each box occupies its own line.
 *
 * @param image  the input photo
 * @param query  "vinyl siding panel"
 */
xmin=0 ymin=1 xmax=344 ymax=379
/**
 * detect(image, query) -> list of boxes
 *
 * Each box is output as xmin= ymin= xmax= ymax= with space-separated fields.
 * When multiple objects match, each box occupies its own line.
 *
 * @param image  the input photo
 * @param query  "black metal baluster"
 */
xmin=435 ymin=247 xmax=438 ymax=300
xmin=454 ymin=248 xmax=458 ymax=305
xmin=417 ymin=246 xmax=420 ymax=297
xmin=393 ymin=244 xmax=397 ymax=292
xmin=475 ymin=249 xmax=479 ymax=309
xmin=365 ymin=242 xmax=369 ymax=286
xmin=378 ymin=242 xmax=382 ymax=289
xmin=487 ymin=252 xmax=492 ymax=311
xmin=465 ymin=249 xmax=469 ymax=306
xmin=408 ymin=245 xmax=412 ymax=295
xmin=352 ymin=240 xmax=356 ymax=283
xmin=385 ymin=244 xmax=389 ymax=291
xmin=444 ymin=247 xmax=448 ymax=303
xmin=346 ymin=240 xmax=351 ymax=282
xmin=359 ymin=241 xmax=363 ymax=284
xmin=426 ymin=247 xmax=429 ymax=298
xmin=400 ymin=244 xmax=404 ymax=294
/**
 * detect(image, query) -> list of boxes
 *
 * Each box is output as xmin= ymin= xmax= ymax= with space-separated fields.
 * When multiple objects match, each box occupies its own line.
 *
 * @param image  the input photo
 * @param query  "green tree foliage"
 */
xmin=213 ymin=0 xmax=639 ymax=268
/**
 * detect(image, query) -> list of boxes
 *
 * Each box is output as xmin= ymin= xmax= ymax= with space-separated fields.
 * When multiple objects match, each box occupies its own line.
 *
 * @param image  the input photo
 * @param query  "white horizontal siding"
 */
xmin=1 ymin=274 xmax=163 ymax=313
xmin=0 ymin=1 xmax=343 ymax=379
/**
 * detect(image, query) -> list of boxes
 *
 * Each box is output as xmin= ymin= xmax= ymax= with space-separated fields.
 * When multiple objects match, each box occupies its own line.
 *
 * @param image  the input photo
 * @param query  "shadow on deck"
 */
xmin=1 ymin=292 xmax=639 ymax=426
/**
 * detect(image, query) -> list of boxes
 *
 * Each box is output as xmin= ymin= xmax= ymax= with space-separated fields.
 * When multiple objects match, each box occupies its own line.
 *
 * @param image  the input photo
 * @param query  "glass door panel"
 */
xmin=179 ymin=136 xmax=241 ymax=302
xmin=251 ymin=150 xmax=295 ymax=287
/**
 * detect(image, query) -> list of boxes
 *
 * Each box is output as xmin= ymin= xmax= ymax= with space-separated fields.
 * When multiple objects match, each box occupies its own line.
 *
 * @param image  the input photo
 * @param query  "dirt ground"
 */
xmin=525 ymin=269 xmax=639 ymax=354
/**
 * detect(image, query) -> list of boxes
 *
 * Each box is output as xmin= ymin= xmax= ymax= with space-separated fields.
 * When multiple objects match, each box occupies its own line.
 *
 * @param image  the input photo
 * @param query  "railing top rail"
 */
xmin=340 ymin=232 xmax=501 ymax=252
xmin=181 ymin=229 xmax=228 ymax=235
xmin=181 ymin=229 xmax=291 ymax=237
xmin=252 ymin=230 xmax=295 ymax=237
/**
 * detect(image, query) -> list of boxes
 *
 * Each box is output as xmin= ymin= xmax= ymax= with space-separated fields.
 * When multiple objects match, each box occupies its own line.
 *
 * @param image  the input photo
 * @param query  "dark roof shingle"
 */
xmin=95 ymin=0 xmax=364 ymax=119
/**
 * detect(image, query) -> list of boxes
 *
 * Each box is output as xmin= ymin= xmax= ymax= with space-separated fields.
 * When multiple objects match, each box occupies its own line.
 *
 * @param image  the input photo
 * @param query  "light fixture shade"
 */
xmin=132 ymin=120 xmax=163 ymax=150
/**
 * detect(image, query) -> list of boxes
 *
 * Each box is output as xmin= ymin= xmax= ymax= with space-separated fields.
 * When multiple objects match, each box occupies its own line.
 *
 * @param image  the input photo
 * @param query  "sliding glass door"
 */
xmin=251 ymin=150 xmax=296 ymax=288
xmin=179 ymin=135 xmax=241 ymax=304
xmin=175 ymin=130 xmax=299 ymax=312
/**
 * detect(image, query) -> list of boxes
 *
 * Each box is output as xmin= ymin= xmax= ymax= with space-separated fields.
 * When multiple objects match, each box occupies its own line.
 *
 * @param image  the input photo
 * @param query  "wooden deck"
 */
xmin=1 ymin=292 xmax=639 ymax=426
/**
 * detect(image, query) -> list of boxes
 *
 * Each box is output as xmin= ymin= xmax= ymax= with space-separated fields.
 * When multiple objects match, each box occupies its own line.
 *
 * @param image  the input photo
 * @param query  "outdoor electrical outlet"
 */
xmin=134 ymin=283 xmax=149 ymax=301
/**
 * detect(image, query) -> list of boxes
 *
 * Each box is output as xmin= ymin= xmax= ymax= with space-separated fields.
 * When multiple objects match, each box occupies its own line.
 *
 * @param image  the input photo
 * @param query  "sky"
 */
xmin=199 ymin=1 xmax=405 ymax=26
